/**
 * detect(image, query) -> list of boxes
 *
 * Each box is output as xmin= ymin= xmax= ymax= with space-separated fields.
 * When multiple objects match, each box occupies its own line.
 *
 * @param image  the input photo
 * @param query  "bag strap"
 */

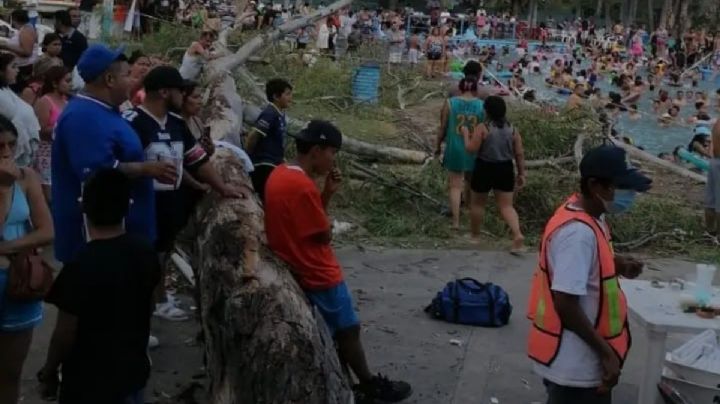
xmin=0 ymin=180 xmax=18 ymax=231
xmin=457 ymin=277 xmax=487 ymax=290
xmin=451 ymin=281 xmax=460 ymax=322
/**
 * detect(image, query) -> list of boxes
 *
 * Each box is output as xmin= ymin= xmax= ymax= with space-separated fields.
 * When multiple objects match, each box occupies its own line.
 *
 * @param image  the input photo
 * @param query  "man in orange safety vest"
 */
xmin=527 ymin=145 xmax=652 ymax=404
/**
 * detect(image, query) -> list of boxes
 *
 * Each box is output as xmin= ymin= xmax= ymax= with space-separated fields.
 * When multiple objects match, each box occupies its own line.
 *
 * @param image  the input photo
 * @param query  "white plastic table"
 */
xmin=620 ymin=279 xmax=720 ymax=404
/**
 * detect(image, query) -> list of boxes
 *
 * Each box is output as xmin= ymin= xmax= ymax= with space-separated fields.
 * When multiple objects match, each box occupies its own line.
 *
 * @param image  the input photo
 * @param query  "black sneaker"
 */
xmin=357 ymin=374 xmax=412 ymax=403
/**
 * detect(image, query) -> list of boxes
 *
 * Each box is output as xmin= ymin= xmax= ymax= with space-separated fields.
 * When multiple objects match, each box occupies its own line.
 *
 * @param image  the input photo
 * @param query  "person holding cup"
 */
xmin=123 ymin=65 xmax=243 ymax=323
xmin=52 ymin=44 xmax=177 ymax=266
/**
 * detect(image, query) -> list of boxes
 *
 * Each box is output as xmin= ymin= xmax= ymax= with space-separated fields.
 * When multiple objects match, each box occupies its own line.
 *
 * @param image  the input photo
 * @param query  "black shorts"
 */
xmin=297 ymin=42 xmax=307 ymax=49
xmin=251 ymin=163 xmax=277 ymax=201
xmin=428 ymin=52 xmax=442 ymax=61
xmin=470 ymin=160 xmax=515 ymax=193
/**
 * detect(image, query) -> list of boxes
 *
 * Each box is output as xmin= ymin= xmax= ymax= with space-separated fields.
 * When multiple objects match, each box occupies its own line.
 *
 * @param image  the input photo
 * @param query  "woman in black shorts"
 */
xmin=424 ymin=27 xmax=445 ymax=78
xmin=462 ymin=96 xmax=527 ymax=253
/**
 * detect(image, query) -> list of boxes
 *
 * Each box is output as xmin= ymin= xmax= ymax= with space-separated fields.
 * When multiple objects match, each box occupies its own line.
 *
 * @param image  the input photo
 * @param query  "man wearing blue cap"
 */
xmin=527 ymin=145 xmax=652 ymax=404
xmin=52 ymin=44 xmax=177 ymax=264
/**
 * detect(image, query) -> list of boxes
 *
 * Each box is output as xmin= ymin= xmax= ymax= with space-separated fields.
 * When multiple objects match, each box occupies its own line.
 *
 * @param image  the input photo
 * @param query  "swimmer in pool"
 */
xmin=688 ymin=130 xmax=712 ymax=158
xmin=566 ymin=83 xmax=586 ymax=109
xmin=628 ymin=104 xmax=641 ymax=120
xmin=687 ymin=102 xmax=709 ymax=124
xmin=658 ymin=89 xmax=672 ymax=110
xmin=659 ymin=105 xmax=680 ymax=125
xmin=652 ymin=99 xmax=662 ymax=113
xmin=674 ymin=90 xmax=687 ymax=107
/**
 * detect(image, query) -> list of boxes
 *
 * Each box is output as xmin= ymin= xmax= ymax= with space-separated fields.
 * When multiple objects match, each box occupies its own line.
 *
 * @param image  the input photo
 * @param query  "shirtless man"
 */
xmin=567 ymin=84 xmax=585 ymax=109
xmin=673 ymin=90 xmax=687 ymax=107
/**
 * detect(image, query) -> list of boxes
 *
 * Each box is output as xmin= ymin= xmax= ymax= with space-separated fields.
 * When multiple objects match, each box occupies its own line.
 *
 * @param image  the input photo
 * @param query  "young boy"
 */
xmin=264 ymin=120 xmax=412 ymax=403
xmin=245 ymin=78 xmax=293 ymax=201
xmin=39 ymin=168 xmax=161 ymax=404
xmin=407 ymin=29 xmax=420 ymax=65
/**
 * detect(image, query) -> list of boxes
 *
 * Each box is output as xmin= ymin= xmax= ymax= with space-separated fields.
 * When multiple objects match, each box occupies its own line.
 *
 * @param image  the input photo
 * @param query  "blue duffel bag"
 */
xmin=425 ymin=278 xmax=512 ymax=327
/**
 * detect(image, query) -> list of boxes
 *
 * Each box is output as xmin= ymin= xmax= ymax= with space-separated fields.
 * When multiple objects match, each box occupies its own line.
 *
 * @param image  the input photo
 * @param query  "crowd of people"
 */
xmin=0 ymin=2 xmax=417 ymax=402
xmin=0 ymin=0 xmax=716 ymax=402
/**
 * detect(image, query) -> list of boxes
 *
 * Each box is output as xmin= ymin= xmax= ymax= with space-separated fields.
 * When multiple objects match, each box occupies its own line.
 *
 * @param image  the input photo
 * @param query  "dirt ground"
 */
xmin=20 ymin=248 xmax=707 ymax=404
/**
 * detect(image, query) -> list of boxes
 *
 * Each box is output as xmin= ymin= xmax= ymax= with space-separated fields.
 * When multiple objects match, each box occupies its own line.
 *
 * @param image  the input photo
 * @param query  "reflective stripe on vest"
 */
xmin=526 ymin=194 xmax=631 ymax=366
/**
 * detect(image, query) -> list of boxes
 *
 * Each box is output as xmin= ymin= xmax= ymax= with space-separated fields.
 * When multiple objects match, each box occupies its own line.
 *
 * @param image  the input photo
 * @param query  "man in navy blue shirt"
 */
xmin=244 ymin=78 xmax=292 ymax=201
xmin=52 ymin=44 xmax=177 ymax=264
xmin=123 ymin=66 xmax=243 ymax=321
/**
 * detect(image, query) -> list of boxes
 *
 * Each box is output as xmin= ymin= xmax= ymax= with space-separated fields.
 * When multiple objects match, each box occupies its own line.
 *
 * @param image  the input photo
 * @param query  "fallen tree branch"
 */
xmin=396 ymin=78 xmax=420 ymax=110
xmin=615 ymin=229 xmax=688 ymax=250
xmin=526 ymin=156 xmax=575 ymax=168
xmin=236 ymin=67 xmax=267 ymax=103
xmin=207 ymin=0 xmax=352 ymax=80
xmin=243 ymin=104 xmax=431 ymax=164
xmin=573 ymin=132 xmax=586 ymax=167
xmin=609 ymin=137 xmax=707 ymax=184
xmin=347 ymin=160 xmax=444 ymax=208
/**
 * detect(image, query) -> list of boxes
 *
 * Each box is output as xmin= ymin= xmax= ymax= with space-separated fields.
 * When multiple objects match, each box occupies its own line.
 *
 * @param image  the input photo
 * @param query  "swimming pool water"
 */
xmin=482 ymin=51 xmax=720 ymax=155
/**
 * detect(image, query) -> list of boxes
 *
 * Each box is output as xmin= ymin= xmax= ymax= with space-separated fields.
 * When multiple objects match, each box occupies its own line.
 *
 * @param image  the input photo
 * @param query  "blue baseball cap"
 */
xmin=580 ymin=145 xmax=652 ymax=192
xmin=695 ymin=125 xmax=712 ymax=136
xmin=77 ymin=44 xmax=127 ymax=82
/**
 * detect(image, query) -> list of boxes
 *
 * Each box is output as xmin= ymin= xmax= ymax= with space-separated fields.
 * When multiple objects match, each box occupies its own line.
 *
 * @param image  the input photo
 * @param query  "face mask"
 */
xmin=600 ymin=189 xmax=637 ymax=214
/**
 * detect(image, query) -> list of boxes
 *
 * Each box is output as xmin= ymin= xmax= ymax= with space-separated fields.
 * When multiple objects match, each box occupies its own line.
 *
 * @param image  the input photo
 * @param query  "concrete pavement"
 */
xmin=19 ymin=248 xmax=703 ymax=403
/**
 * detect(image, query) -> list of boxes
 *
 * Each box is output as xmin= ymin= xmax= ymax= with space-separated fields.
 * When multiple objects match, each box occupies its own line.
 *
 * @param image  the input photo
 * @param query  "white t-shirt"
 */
xmin=533 ymin=210 xmax=605 ymax=388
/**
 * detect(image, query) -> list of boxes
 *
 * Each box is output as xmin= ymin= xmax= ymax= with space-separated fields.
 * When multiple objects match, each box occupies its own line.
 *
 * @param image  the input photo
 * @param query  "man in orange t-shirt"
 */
xmin=264 ymin=120 xmax=412 ymax=403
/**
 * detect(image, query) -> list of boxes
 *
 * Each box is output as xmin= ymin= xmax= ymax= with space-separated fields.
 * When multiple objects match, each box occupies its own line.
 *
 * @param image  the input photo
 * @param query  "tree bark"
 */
xmin=658 ymin=0 xmax=672 ymax=29
xmin=647 ymin=0 xmax=654 ymax=32
xmin=189 ymin=151 xmax=354 ymax=404
xmin=629 ymin=0 xmax=638 ymax=25
xmin=666 ymin=0 xmax=677 ymax=34
xmin=605 ymin=0 xmax=612 ymax=31
xmin=676 ymin=0 xmax=689 ymax=40
xmin=511 ymin=0 xmax=521 ymax=17
xmin=576 ymin=0 xmax=583 ymax=19
xmin=192 ymin=1 xmax=361 ymax=401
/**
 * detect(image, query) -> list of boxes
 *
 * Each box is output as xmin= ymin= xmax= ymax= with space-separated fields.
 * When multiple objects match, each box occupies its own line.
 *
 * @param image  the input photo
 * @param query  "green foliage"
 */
xmin=118 ymin=22 xmax=199 ymax=61
xmin=510 ymin=106 xmax=601 ymax=160
xmin=334 ymin=159 xmax=453 ymax=241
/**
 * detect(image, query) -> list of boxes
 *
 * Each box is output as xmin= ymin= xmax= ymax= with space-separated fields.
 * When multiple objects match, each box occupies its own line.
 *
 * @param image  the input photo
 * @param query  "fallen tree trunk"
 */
xmin=207 ymin=0 xmax=352 ymax=80
xmin=609 ymin=137 xmax=707 ymax=184
xmin=526 ymin=156 xmax=575 ymax=168
xmin=243 ymin=104 xmax=430 ymax=164
xmin=194 ymin=2 xmax=358 ymax=400
xmin=190 ymin=150 xmax=353 ymax=403
xmin=233 ymin=68 xmax=432 ymax=164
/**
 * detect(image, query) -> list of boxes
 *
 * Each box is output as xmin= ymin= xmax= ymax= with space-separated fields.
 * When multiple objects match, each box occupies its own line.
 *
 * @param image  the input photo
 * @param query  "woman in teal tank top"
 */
xmin=436 ymin=77 xmax=484 ymax=230
xmin=0 ymin=115 xmax=53 ymax=403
